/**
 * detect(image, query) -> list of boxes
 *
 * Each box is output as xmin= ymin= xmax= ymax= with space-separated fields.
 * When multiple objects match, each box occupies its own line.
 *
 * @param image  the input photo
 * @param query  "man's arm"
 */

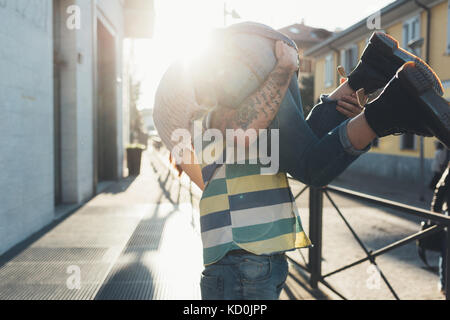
xmin=210 ymin=41 xmax=299 ymax=134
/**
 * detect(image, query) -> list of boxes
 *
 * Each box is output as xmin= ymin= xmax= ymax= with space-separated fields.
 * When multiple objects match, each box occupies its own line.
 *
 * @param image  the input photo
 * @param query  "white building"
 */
xmin=0 ymin=0 xmax=154 ymax=255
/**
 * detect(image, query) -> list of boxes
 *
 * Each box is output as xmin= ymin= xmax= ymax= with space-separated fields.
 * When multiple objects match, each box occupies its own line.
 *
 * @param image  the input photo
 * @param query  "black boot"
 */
xmin=347 ymin=32 xmax=444 ymax=96
xmin=364 ymin=62 xmax=450 ymax=148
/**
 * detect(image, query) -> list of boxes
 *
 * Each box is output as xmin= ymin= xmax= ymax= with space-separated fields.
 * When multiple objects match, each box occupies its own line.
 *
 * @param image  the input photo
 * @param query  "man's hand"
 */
xmin=275 ymin=41 xmax=299 ymax=73
xmin=336 ymin=94 xmax=363 ymax=118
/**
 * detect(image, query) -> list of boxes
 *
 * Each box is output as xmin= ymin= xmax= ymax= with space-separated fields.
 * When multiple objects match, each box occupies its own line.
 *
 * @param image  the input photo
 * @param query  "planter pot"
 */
xmin=127 ymin=148 xmax=144 ymax=176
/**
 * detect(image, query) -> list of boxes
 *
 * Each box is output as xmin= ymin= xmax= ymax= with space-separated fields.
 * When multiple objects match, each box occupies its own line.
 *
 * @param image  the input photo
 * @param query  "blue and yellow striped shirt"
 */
xmin=192 ymin=116 xmax=311 ymax=266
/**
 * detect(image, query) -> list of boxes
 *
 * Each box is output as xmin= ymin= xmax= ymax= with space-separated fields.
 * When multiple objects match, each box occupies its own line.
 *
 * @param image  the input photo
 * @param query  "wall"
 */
xmin=313 ymin=52 xmax=338 ymax=102
xmin=0 ymin=0 xmax=55 ymax=254
xmin=313 ymin=2 xmax=448 ymax=158
xmin=429 ymin=1 xmax=450 ymax=90
xmin=341 ymin=152 xmax=433 ymax=184
xmin=309 ymin=1 xmax=450 ymax=183
xmin=0 ymin=0 xmax=129 ymax=256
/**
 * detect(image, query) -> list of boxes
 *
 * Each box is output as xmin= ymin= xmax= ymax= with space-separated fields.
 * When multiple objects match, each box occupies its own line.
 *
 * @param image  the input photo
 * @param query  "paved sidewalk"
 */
xmin=333 ymin=171 xmax=436 ymax=210
xmin=0 ymin=151 xmax=204 ymax=300
xmin=0 ymin=149 xmax=319 ymax=300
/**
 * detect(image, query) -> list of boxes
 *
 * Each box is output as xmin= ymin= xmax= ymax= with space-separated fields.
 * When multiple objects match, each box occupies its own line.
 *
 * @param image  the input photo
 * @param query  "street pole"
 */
xmin=420 ymin=136 xmax=425 ymax=201
xmin=309 ymin=187 xmax=323 ymax=289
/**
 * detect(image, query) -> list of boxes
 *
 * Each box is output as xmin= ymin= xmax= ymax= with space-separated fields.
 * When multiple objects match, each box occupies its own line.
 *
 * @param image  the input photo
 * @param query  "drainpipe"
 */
xmin=414 ymin=0 xmax=431 ymax=201
xmin=414 ymin=0 xmax=431 ymax=64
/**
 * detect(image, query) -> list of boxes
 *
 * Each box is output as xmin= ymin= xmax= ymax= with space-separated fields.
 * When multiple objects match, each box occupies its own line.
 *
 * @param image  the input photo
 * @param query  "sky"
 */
xmin=133 ymin=0 xmax=396 ymax=110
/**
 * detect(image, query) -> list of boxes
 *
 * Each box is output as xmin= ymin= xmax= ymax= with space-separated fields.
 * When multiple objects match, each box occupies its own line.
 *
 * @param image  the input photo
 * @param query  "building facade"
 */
xmin=278 ymin=22 xmax=333 ymax=79
xmin=0 ymin=0 xmax=154 ymax=255
xmin=305 ymin=0 xmax=450 ymax=183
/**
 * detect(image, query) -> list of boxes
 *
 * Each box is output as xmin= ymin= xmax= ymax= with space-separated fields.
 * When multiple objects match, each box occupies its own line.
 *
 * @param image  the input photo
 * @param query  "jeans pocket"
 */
xmin=200 ymin=274 xmax=223 ymax=300
xmin=273 ymin=255 xmax=289 ymax=293
xmin=239 ymin=256 xmax=271 ymax=283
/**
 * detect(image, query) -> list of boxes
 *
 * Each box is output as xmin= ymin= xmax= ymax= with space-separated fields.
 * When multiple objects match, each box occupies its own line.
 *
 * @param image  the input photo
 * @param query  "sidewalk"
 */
xmin=0 ymin=151 xmax=204 ymax=300
xmin=0 ymin=149 xmax=320 ymax=300
xmin=332 ymin=171 xmax=435 ymax=210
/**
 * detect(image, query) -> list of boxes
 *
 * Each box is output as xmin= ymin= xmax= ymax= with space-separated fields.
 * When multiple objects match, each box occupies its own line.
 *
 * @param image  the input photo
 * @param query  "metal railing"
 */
xmin=288 ymin=182 xmax=450 ymax=300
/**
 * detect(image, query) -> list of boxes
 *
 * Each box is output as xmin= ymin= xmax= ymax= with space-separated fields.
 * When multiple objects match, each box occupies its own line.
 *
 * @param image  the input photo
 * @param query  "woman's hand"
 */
xmin=275 ymin=41 xmax=299 ymax=73
xmin=336 ymin=94 xmax=364 ymax=118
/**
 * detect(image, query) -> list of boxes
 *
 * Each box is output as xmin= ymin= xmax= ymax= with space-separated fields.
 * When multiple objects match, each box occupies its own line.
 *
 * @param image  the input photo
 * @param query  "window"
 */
xmin=340 ymin=44 xmax=358 ymax=74
xmin=447 ymin=0 xmax=450 ymax=54
xmin=403 ymin=15 xmax=421 ymax=55
xmin=324 ymin=54 xmax=334 ymax=88
xmin=401 ymin=134 xmax=416 ymax=150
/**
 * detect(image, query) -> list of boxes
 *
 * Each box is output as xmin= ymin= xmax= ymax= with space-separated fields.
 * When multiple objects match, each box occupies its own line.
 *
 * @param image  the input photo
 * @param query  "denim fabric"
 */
xmin=269 ymin=77 xmax=370 ymax=187
xmin=200 ymin=251 xmax=288 ymax=300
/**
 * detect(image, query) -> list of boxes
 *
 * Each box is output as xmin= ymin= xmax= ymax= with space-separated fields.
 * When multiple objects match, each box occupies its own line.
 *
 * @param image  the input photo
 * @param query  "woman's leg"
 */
xmin=273 ymin=60 xmax=447 ymax=187
xmin=269 ymin=76 xmax=371 ymax=187
xmin=304 ymin=81 xmax=362 ymax=139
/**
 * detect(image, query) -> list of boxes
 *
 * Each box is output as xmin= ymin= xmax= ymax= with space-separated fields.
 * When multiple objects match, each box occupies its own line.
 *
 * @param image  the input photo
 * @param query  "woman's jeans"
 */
xmin=200 ymin=251 xmax=288 ymax=300
xmin=268 ymin=76 xmax=370 ymax=187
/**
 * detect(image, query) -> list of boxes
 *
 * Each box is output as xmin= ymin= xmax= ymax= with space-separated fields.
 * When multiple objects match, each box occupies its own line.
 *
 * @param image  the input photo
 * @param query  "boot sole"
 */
xmin=370 ymin=32 xmax=444 ymax=96
xmin=399 ymin=62 xmax=450 ymax=148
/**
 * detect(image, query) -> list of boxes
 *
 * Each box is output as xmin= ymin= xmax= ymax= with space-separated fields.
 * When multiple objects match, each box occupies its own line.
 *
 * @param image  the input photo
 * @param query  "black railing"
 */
xmin=288 ymin=182 xmax=450 ymax=300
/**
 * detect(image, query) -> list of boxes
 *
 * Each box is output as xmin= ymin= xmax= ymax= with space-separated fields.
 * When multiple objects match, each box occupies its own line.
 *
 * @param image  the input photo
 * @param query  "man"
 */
xmin=154 ymin=24 xmax=449 ymax=300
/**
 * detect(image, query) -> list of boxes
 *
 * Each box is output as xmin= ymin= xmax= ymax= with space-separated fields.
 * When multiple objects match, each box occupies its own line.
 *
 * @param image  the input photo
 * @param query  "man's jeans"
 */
xmin=200 ymin=251 xmax=288 ymax=300
xmin=268 ymin=76 xmax=369 ymax=187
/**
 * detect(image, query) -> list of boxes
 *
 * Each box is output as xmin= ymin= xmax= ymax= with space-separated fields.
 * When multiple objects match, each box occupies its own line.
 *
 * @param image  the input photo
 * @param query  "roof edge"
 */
xmin=305 ymin=0 xmax=409 ymax=56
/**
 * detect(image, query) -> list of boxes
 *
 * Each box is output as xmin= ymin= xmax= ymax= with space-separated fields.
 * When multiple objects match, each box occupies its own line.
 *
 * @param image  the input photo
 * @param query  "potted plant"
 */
xmin=126 ymin=143 xmax=146 ymax=176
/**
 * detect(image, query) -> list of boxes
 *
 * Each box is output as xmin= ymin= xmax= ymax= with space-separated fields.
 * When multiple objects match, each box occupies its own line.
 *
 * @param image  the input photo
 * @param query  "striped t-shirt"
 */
xmin=191 ymin=115 xmax=311 ymax=266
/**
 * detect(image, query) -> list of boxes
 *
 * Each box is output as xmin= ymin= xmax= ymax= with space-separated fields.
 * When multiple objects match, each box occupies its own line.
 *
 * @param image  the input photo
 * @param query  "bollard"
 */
xmin=309 ymin=187 xmax=324 ymax=289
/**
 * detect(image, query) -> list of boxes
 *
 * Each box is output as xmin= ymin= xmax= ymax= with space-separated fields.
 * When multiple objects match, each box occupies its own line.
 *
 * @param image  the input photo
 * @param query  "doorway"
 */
xmin=96 ymin=20 xmax=118 ymax=187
